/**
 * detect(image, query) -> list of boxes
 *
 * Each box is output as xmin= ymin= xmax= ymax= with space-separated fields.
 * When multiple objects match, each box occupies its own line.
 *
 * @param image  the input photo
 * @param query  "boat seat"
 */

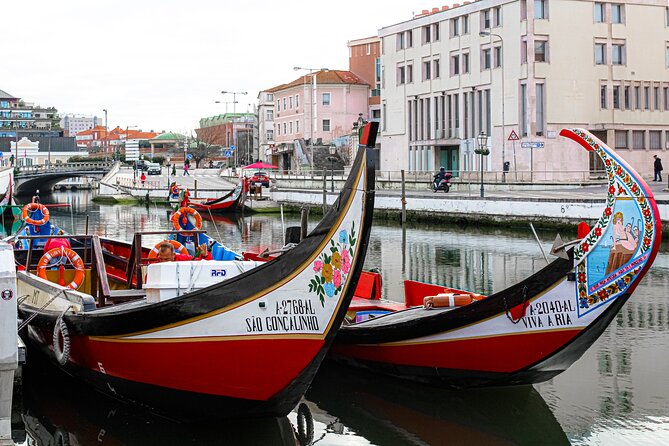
xmin=108 ymin=289 xmax=146 ymax=303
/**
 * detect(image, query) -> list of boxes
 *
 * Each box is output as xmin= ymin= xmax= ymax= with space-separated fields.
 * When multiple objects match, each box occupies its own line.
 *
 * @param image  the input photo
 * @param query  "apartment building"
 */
xmin=60 ymin=114 xmax=101 ymax=137
xmin=348 ymin=36 xmax=383 ymax=121
xmin=0 ymin=89 xmax=60 ymax=139
xmin=379 ymin=0 xmax=669 ymax=179
xmin=257 ymin=90 xmax=275 ymax=161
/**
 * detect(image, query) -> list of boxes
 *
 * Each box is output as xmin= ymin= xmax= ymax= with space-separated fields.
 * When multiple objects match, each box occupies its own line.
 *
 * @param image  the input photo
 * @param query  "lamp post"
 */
xmin=328 ymin=145 xmax=336 ymax=192
xmin=214 ymin=100 xmax=238 ymax=114
xmin=166 ymin=156 xmax=171 ymax=188
xmin=220 ymin=91 xmax=247 ymax=114
xmin=476 ymin=131 xmax=489 ymax=198
xmin=294 ymin=66 xmax=329 ymax=171
xmin=479 ymin=31 xmax=506 ymax=180
xmin=103 ymin=108 xmax=108 ymax=161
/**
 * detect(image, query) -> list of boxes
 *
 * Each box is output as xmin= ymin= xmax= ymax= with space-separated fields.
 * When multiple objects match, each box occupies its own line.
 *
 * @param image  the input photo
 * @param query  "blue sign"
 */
xmin=187 ymin=154 xmax=193 ymax=160
xmin=230 ymin=145 xmax=235 ymax=151
xmin=521 ymin=141 xmax=545 ymax=149
xmin=225 ymin=150 xmax=233 ymax=157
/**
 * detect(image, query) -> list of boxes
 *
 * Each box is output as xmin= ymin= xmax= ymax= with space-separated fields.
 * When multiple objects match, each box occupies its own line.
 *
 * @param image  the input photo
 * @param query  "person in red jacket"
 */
xmin=43 ymin=230 xmax=71 ymax=252
xmin=156 ymin=242 xmax=192 ymax=262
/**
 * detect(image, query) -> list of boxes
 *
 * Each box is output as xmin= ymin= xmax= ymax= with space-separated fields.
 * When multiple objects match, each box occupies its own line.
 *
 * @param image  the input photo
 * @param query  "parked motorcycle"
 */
xmin=432 ymin=172 xmax=452 ymax=193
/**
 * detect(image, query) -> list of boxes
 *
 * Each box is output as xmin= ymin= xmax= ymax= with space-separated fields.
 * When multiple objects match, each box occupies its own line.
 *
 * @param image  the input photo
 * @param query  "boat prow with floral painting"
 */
xmin=331 ymin=128 xmax=662 ymax=388
xmin=16 ymin=123 xmax=378 ymax=420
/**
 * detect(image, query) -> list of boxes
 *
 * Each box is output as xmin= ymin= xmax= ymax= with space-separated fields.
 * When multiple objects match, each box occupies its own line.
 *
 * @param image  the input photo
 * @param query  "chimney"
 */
xmin=431 ymin=7 xmax=439 ymax=13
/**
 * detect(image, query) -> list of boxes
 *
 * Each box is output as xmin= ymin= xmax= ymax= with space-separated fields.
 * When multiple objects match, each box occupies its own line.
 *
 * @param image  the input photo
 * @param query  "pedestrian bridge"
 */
xmin=14 ymin=162 xmax=114 ymax=196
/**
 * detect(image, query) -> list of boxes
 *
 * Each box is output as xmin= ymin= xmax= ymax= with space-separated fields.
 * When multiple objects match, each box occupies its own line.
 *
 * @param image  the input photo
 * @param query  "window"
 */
xmin=289 ymin=96 xmax=293 ymax=109
xmin=521 ymin=37 xmax=528 ymax=64
xmin=635 ymin=86 xmax=641 ymax=109
xmin=283 ymin=98 xmax=287 ymax=109
xmin=535 ymin=39 xmax=548 ymax=62
xmin=267 ymin=110 xmax=274 ymax=121
xmin=624 ymin=86 xmax=630 ymax=109
xmin=296 ymin=120 xmax=299 ymax=133
xmin=612 ymin=43 xmax=625 ymax=65
xmin=433 ymin=23 xmax=440 ymax=41
xmin=406 ymin=30 xmax=413 ymax=48
xmin=295 ymin=95 xmax=299 ymax=108
xmin=276 ymin=100 xmax=280 ymax=112
xmin=611 ymin=4 xmax=624 ymax=24
xmin=482 ymin=9 xmax=491 ymax=29
xmin=655 ymin=87 xmax=660 ymax=110
xmin=521 ymin=0 xmax=527 ymax=20
xmin=423 ymin=25 xmax=431 ymax=44
xmin=664 ymin=86 xmax=669 ymax=111
xmin=434 ymin=59 xmax=440 ymax=78
xmin=397 ymin=66 xmax=406 ymax=85
xmin=373 ymin=58 xmax=381 ymax=96
xmin=494 ymin=46 xmax=502 ymax=68
xmin=423 ymin=60 xmax=431 ymax=80
xmin=407 ymin=64 xmax=413 ymax=83
xmin=650 ymin=131 xmax=662 ymax=149
xmin=289 ymin=122 xmax=293 ymax=133
xmin=600 ymin=85 xmax=608 ymax=109
xmin=451 ymin=54 xmax=460 ymax=75
xmin=632 ymin=130 xmax=645 ymax=149
xmin=666 ymin=45 xmax=669 ymax=68
xmin=283 ymin=122 xmax=287 ymax=134
xmin=267 ymin=93 xmax=274 ymax=101
xmin=595 ymin=43 xmax=606 ymax=64
xmin=494 ymin=7 xmax=503 ymax=26
xmin=613 ymin=85 xmax=621 ymax=109
xmin=535 ymin=0 xmax=547 ymax=19
xmin=462 ymin=15 xmax=469 ymax=34
xmin=322 ymin=119 xmax=331 ymax=132
xmin=322 ymin=93 xmax=331 ymax=106
xmin=462 ymin=53 xmax=469 ymax=73
xmin=615 ymin=130 xmax=628 ymax=149
xmin=594 ymin=3 xmax=605 ymax=22
xmin=482 ymin=48 xmax=492 ymax=69
xmin=397 ymin=32 xmax=405 ymax=50
xmin=520 ymin=83 xmax=528 ymax=136
xmin=644 ymin=86 xmax=650 ymax=110
xmin=451 ymin=17 xmax=460 ymax=37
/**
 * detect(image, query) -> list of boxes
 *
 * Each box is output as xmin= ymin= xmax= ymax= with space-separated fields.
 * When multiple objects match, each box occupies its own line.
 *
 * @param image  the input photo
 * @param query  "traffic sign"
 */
xmin=508 ymin=130 xmax=520 ymax=141
xmin=521 ymin=141 xmax=545 ymax=149
xmin=230 ymin=145 xmax=235 ymax=151
xmin=187 ymin=154 xmax=193 ymax=160
xmin=225 ymin=150 xmax=233 ymax=157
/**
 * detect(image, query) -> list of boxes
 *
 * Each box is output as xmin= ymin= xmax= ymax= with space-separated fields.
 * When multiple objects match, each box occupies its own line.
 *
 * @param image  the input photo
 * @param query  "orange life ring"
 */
xmin=171 ymin=207 xmax=202 ymax=236
xmin=423 ymin=293 xmax=483 ymax=309
xmin=37 ymin=247 xmax=85 ymax=290
xmin=22 ymin=203 xmax=50 ymax=226
xmin=170 ymin=183 xmax=180 ymax=196
xmin=147 ymin=240 xmax=189 ymax=259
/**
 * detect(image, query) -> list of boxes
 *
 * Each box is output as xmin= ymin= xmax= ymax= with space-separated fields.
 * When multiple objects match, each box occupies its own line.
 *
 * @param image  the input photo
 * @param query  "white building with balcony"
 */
xmin=257 ymin=90 xmax=275 ymax=162
xmin=379 ymin=0 xmax=669 ymax=180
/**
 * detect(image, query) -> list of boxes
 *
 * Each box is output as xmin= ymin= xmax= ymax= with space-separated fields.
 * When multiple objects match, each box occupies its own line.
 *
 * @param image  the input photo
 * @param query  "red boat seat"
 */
xmin=353 ymin=271 xmax=382 ymax=300
xmin=404 ymin=280 xmax=485 ymax=307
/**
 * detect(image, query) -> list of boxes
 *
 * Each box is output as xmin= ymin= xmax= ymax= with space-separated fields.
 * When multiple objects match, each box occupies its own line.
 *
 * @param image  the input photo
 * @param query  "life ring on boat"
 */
xmin=171 ymin=206 xmax=202 ymax=236
xmin=147 ymin=239 xmax=189 ymax=259
xmin=53 ymin=316 xmax=71 ymax=365
xmin=37 ymin=247 xmax=86 ymax=290
xmin=169 ymin=183 xmax=180 ymax=197
xmin=21 ymin=202 xmax=50 ymax=226
xmin=423 ymin=293 xmax=482 ymax=309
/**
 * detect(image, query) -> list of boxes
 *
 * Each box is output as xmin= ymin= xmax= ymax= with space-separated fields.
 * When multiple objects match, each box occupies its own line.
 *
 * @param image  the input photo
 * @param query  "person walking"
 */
xmin=140 ymin=172 xmax=146 ymax=186
xmin=653 ymin=155 xmax=663 ymax=182
xmin=183 ymin=162 xmax=190 ymax=176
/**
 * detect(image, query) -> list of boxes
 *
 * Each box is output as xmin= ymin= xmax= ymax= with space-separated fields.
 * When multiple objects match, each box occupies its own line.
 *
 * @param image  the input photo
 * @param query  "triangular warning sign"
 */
xmin=508 ymin=130 xmax=520 ymax=141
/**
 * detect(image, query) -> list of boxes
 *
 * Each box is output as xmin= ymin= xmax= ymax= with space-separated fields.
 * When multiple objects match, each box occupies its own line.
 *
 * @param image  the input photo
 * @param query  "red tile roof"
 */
xmin=265 ymin=70 xmax=369 ymax=93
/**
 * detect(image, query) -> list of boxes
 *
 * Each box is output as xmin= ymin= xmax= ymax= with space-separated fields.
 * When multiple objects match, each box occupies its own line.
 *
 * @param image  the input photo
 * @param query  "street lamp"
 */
xmin=479 ymin=31 xmax=506 ymax=180
xmin=476 ymin=131 xmax=489 ymax=198
xmin=328 ymin=145 xmax=336 ymax=192
xmin=220 ymin=91 xmax=247 ymax=114
xmin=103 ymin=108 xmax=108 ymax=161
xmin=214 ymin=100 xmax=238 ymax=114
xmin=294 ymin=66 xmax=329 ymax=171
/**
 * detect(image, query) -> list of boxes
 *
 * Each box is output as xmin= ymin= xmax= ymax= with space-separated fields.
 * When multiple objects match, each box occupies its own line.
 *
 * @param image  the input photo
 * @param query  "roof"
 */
xmin=0 ymin=136 xmax=80 ymax=152
xmin=264 ymin=70 xmax=369 ymax=92
xmin=152 ymin=132 xmax=186 ymax=141
xmin=0 ymin=89 xmax=17 ymax=100
xmin=75 ymin=125 xmax=106 ymax=136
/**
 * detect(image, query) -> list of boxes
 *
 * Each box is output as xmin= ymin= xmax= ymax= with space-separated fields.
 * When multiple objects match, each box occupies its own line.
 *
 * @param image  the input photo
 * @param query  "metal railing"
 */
xmin=16 ymin=162 xmax=114 ymax=175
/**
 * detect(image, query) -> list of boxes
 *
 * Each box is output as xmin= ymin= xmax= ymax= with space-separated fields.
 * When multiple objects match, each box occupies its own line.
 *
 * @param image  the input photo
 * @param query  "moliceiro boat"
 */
xmin=188 ymin=184 xmax=244 ymax=214
xmin=333 ymin=128 xmax=661 ymax=388
xmin=15 ymin=123 xmax=378 ymax=420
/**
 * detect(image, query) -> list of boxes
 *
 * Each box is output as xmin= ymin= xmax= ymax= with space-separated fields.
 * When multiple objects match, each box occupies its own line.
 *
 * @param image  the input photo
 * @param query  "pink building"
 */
xmin=265 ymin=70 xmax=369 ymax=169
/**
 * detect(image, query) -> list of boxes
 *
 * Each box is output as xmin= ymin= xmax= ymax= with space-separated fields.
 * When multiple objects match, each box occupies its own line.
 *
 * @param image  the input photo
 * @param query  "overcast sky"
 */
xmin=1 ymin=0 xmax=440 ymax=134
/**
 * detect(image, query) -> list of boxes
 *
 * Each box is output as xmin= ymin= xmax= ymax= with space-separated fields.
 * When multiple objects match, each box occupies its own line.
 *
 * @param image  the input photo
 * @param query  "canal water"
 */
xmin=10 ymin=190 xmax=669 ymax=445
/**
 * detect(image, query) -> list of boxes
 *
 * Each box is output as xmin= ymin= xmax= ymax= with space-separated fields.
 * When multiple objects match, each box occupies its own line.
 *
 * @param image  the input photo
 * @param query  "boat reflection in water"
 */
xmin=16 ymin=360 xmax=316 ymax=446
xmin=306 ymin=363 xmax=569 ymax=446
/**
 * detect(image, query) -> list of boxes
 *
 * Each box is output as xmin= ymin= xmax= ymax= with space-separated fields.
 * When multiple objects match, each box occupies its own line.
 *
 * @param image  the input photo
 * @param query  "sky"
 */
xmin=1 ymin=0 xmax=439 ymax=134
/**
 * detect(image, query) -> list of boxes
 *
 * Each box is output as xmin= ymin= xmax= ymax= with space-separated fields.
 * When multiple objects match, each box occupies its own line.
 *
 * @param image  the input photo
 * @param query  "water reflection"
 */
xmin=16 ymin=190 xmax=669 ymax=444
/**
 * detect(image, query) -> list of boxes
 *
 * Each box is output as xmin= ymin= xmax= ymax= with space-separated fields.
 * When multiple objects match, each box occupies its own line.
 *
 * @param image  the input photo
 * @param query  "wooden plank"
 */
xmin=125 ymin=238 xmax=136 ymax=289
xmin=134 ymin=233 xmax=143 ymax=290
xmin=91 ymin=235 xmax=111 ymax=305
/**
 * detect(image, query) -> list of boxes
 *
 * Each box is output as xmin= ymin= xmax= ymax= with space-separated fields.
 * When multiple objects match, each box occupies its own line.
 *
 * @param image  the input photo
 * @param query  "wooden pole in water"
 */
xmin=322 ymin=173 xmax=327 ymax=214
xmin=194 ymin=179 xmax=198 ymax=198
xmin=401 ymin=169 xmax=407 ymax=224
xmin=300 ymin=207 xmax=309 ymax=241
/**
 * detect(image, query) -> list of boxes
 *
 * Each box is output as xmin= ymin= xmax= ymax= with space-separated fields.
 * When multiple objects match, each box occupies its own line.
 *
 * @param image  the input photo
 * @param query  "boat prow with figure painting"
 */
xmin=330 ymin=128 xmax=662 ymax=388
xmin=13 ymin=122 xmax=378 ymax=420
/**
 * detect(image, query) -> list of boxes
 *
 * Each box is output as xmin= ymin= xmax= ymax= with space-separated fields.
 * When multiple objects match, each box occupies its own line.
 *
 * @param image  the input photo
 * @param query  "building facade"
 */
xmin=379 ymin=0 xmax=669 ymax=179
xmin=0 ymin=89 xmax=60 ymax=139
xmin=195 ymin=113 xmax=255 ymax=167
xmin=348 ymin=36 xmax=382 ymax=121
xmin=257 ymin=90 xmax=275 ymax=162
xmin=60 ymin=114 xmax=101 ymax=137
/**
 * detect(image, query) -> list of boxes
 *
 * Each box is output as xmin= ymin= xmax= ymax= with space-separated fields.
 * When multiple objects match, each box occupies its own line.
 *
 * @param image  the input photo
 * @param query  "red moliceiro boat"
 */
xmin=189 ymin=184 xmax=243 ymax=214
xmin=333 ymin=128 xmax=662 ymax=388
xmin=15 ymin=124 xmax=378 ymax=420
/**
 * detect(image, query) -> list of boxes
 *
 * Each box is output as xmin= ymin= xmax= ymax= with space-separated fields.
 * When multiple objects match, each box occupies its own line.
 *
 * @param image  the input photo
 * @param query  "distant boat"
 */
xmin=14 ymin=124 xmax=378 ymax=420
xmin=189 ymin=184 xmax=243 ymax=214
xmin=331 ymin=128 xmax=662 ymax=389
